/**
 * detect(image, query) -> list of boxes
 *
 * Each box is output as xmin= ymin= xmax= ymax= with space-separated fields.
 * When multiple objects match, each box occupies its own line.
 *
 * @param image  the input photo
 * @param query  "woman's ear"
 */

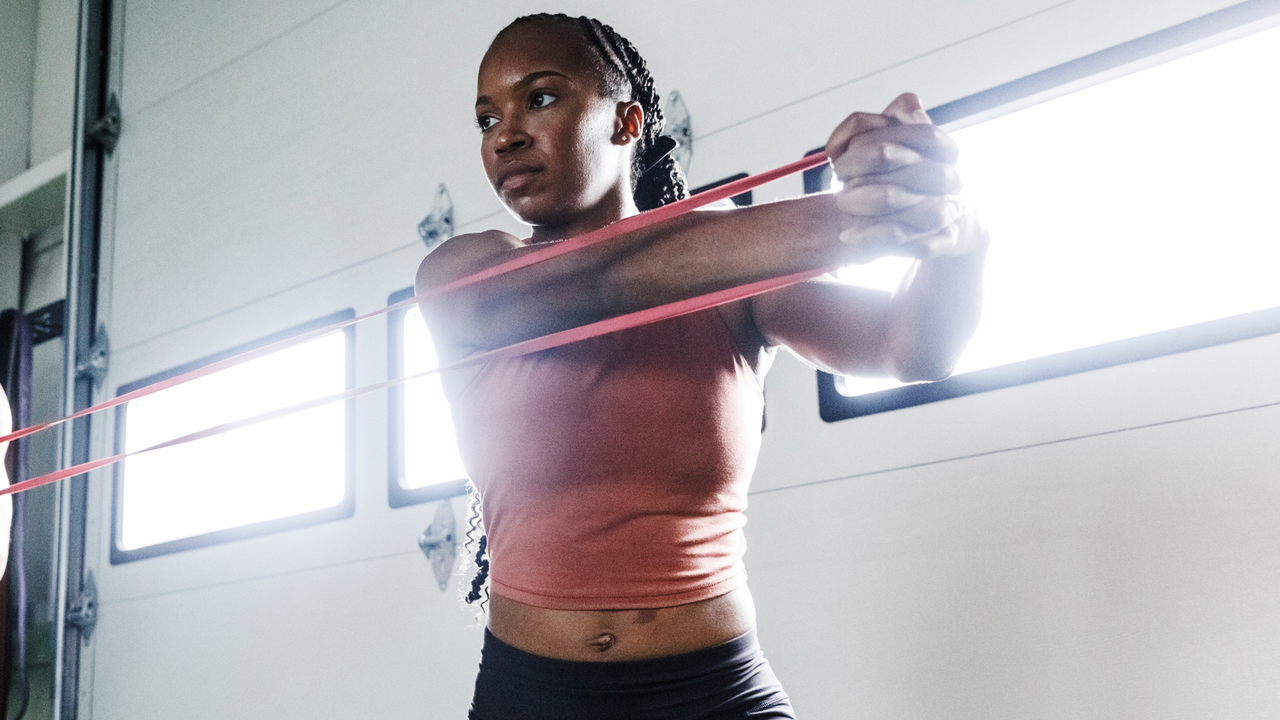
xmin=614 ymin=101 xmax=644 ymax=145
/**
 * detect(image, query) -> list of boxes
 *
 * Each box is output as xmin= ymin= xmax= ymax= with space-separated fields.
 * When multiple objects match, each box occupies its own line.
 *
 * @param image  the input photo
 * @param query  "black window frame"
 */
xmin=690 ymin=173 xmax=754 ymax=207
xmin=816 ymin=0 xmax=1280 ymax=422
xmin=386 ymin=286 xmax=468 ymax=508
xmin=111 ymin=309 xmax=358 ymax=564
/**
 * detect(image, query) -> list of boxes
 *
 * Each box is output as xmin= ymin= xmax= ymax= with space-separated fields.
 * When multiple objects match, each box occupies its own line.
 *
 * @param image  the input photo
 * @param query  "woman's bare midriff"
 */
xmin=487 ymin=584 xmax=757 ymax=662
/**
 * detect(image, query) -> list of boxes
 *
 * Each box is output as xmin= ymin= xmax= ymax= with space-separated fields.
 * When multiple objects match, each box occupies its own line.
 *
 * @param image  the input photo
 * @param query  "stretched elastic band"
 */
xmin=0 ymin=153 xmax=832 ymax=496
xmin=0 ymin=152 xmax=828 ymax=450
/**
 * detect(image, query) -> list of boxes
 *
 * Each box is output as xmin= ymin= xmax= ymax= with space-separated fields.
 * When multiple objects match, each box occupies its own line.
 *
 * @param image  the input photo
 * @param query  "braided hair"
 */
xmin=460 ymin=481 xmax=490 ymax=615
xmin=496 ymin=13 xmax=689 ymax=211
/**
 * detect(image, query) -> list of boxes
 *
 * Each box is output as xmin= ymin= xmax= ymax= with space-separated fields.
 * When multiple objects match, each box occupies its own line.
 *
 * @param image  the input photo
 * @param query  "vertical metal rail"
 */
xmin=53 ymin=0 xmax=111 ymax=717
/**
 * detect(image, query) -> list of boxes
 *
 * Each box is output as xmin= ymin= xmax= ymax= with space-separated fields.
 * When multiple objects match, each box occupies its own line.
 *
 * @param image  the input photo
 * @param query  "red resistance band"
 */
xmin=1 ymin=152 xmax=832 ymax=498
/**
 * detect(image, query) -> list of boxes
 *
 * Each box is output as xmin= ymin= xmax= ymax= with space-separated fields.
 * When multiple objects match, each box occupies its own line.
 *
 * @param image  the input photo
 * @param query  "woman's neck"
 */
xmin=528 ymin=187 xmax=640 ymax=244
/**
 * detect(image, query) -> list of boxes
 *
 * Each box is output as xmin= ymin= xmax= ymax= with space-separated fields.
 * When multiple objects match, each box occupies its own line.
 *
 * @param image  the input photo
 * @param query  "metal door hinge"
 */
xmin=66 ymin=570 xmax=98 ymax=643
xmin=87 ymin=92 xmax=122 ymax=154
xmin=75 ymin=324 xmax=109 ymax=386
xmin=417 ymin=183 xmax=454 ymax=252
xmin=418 ymin=500 xmax=457 ymax=591
xmin=665 ymin=90 xmax=692 ymax=171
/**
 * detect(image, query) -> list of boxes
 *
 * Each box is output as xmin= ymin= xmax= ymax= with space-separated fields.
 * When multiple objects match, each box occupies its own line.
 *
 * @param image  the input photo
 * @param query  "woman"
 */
xmin=416 ymin=14 xmax=988 ymax=719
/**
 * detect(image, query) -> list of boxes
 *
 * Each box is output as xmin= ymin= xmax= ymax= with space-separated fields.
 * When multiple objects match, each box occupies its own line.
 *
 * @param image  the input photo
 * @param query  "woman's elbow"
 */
xmin=891 ymin=359 xmax=955 ymax=384
xmin=882 ymin=307 xmax=981 ymax=383
xmin=884 ymin=343 xmax=963 ymax=383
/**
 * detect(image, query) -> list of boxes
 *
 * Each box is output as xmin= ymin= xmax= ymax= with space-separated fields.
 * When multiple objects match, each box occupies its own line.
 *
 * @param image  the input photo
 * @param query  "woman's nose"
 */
xmin=494 ymin=113 xmax=532 ymax=154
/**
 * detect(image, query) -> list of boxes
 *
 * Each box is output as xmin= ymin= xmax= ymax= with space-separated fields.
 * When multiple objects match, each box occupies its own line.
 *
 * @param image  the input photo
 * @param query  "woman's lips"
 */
xmin=498 ymin=163 xmax=541 ymax=193
xmin=501 ymin=169 xmax=538 ymax=191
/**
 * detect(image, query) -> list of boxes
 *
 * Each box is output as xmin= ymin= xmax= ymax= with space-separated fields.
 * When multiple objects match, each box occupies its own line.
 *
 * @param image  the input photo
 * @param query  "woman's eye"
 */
xmin=530 ymin=91 xmax=556 ymax=109
xmin=476 ymin=115 xmax=497 ymax=131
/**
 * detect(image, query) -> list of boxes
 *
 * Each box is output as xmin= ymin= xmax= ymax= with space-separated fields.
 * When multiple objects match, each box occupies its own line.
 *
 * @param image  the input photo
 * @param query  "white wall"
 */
xmin=0 ymin=236 xmax=19 ymax=310
xmin=750 ymin=334 xmax=1280 ymax=719
xmin=27 ymin=0 xmax=76 ymax=167
xmin=85 ymin=1 xmax=1279 ymax=718
xmin=0 ymin=0 xmax=78 ymax=184
xmin=0 ymin=0 xmax=38 ymax=185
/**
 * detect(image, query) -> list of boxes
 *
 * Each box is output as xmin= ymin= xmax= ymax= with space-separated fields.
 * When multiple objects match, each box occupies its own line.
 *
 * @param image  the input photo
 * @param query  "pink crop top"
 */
xmin=449 ymin=309 xmax=764 ymax=610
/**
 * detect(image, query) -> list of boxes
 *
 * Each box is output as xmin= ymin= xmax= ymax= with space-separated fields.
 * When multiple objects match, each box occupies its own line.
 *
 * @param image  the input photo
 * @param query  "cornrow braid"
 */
xmin=461 ymin=482 xmax=490 ymax=616
xmin=501 ymin=14 xmax=689 ymax=211
xmin=466 ymin=537 xmax=490 ymax=605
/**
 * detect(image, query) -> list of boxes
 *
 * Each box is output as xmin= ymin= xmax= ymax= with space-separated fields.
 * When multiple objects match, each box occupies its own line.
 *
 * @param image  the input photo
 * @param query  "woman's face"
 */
xmin=476 ymin=23 xmax=640 ymax=235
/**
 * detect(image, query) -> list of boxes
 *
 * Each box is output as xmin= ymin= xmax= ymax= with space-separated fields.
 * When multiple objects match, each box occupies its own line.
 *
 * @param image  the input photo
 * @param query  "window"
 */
xmin=112 ymin=311 xmax=355 ymax=562
xmin=691 ymin=173 xmax=754 ymax=208
xmin=387 ymin=287 xmax=468 ymax=507
xmin=818 ymin=6 xmax=1280 ymax=420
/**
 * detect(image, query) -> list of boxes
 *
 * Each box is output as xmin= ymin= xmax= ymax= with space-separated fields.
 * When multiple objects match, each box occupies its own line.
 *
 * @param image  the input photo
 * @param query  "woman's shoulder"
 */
xmin=415 ymin=229 xmax=526 ymax=293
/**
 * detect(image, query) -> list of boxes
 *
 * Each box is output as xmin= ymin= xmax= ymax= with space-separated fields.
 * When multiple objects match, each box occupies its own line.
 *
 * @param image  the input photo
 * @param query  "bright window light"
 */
xmin=401 ymin=306 xmax=467 ymax=489
xmin=837 ymin=22 xmax=1280 ymax=397
xmin=119 ymin=331 xmax=348 ymax=550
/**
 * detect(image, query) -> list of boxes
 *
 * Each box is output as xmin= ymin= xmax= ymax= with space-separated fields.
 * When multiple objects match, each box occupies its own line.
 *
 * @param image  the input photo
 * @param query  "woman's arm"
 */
xmin=416 ymin=193 xmax=853 ymax=358
xmin=750 ymin=93 xmax=988 ymax=382
xmin=417 ymin=93 xmax=982 ymax=373
xmin=750 ymin=234 xmax=987 ymax=381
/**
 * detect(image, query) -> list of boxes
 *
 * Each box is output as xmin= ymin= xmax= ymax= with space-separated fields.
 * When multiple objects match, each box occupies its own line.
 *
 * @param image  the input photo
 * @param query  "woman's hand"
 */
xmin=825 ymin=93 xmax=987 ymax=261
xmin=745 ymin=94 xmax=990 ymax=381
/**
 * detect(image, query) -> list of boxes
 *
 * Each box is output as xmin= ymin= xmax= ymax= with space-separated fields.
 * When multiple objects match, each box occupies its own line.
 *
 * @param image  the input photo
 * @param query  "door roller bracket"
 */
xmin=65 ymin=570 xmax=98 ymax=643
xmin=418 ymin=500 xmax=457 ymax=591
xmin=87 ymin=92 xmax=122 ymax=154
xmin=75 ymin=324 xmax=109 ymax=387
xmin=417 ymin=183 xmax=454 ymax=252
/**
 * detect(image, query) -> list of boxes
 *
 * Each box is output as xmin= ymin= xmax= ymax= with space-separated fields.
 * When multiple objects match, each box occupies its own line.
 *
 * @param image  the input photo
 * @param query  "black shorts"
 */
xmin=469 ymin=628 xmax=795 ymax=720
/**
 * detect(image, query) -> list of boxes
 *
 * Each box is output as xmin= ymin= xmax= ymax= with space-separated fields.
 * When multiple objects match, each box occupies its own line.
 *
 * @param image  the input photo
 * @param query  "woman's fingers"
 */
xmin=836 ymin=184 xmax=925 ymax=217
xmin=826 ymin=94 xmax=981 ymax=262
xmin=836 ymin=187 xmax=961 ymax=228
xmin=826 ymin=92 xmax=933 ymax=158
xmin=884 ymin=92 xmax=928 ymax=123
xmin=837 ymin=160 xmax=962 ymax=196
xmin=832 ymin=140 xmax=925 ymax=179
xmin=941 ymin=213 xmax=991 ymax=256
xmin=830 ymin=123 xmax=960 ymax=175
xmin=826 ymin=111 xmax=895 ymax=161
xmin=839 ymin=210 xmax=989 ymax=261
xmin=901 ymin=216 xmax=989 ymax=258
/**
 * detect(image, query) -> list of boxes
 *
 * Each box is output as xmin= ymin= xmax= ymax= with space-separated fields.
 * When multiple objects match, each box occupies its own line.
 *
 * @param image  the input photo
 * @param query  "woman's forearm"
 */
xmin=598 ymin=194 xmax=848 ymax=315
xmin=882 ymin=242 xmax=988 ymax=382
xmin=434 ymin=194 xmax=850 ymax=351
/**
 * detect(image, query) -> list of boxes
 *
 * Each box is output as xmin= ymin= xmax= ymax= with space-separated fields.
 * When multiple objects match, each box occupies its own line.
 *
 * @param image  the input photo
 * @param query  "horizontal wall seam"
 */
xmin=691 ymin=0 xmax=1082 ymax=143
xmin=97 ymin=547 xmax=423 ymax=607
xmin=125 ymin=0 xmax=353 ymax=118
xmin=111 ymin=208 xmax=507 ymax=355
xmin=749 ymin=396 xmax=1280 ymax=496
